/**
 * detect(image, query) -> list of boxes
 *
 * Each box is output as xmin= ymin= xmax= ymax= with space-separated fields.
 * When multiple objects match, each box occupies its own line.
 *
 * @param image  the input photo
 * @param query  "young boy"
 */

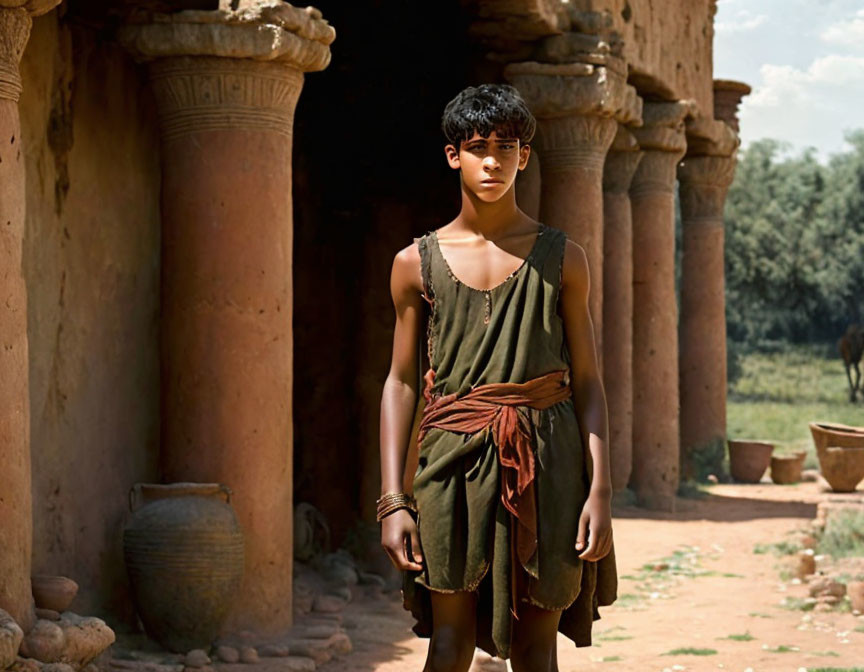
xmin=377 ymin=83 xmax=617 ymax=672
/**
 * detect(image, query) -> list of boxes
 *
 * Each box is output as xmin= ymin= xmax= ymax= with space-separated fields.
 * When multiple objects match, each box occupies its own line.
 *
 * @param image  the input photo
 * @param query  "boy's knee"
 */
xmin=510 ymin=641 xmax=554 ymax=672
xmin=426 ymin=628 xmax=474 ymax=672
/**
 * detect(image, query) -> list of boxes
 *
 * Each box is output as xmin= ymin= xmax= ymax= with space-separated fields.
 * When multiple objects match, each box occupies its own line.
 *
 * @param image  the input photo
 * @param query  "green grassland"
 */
xmin=727 ymin=344 xmax=864 ymax=470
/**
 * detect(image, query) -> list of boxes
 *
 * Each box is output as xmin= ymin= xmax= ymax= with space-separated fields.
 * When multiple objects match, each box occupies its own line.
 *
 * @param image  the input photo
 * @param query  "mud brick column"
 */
xmin=602 ymin=125 xmax=643 ymax=497
xmin=628 ymin=101 xmax=689 ymax=511
xmin=0 ymin=0 xmax=60 ymax=633
xmin=505 ymin=56 xmax=630 ymax=359
xmin=678 ymin=82 xmax=749 ymax=481
xmin=119 ymin=3 xmax=334 ymax=638
xmin=677 ymin=154 xmax=736 ymax=480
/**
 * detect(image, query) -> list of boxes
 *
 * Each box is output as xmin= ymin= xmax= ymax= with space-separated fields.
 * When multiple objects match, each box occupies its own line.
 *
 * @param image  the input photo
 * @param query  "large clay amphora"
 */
xmin=123 ymin=483 xmax=244 ymax=652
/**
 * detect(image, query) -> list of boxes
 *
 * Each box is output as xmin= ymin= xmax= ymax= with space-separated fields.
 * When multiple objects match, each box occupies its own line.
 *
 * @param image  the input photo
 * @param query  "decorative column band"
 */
xmin=148 ymin=58 xmax=303 ymax=141
xmin=0 ymin=8 xmax=31 ymax=102
xmin=678 ymin=154 xmax=737 ymax=225
xmin=533 ymin=115 xmax=618 ymax=174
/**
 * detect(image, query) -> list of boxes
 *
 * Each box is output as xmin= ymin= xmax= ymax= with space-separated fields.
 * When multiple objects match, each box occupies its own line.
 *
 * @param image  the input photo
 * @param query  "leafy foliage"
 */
xmin=724 ymin=132 xmax=864 ymax=348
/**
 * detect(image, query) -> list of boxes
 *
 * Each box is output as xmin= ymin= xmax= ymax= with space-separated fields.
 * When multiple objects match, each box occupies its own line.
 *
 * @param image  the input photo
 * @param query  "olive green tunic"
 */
xmin=401 ymin=222 xmax=618 ymax=660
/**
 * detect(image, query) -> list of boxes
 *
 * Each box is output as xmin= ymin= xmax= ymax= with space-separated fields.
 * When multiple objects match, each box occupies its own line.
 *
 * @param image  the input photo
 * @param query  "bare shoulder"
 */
xmin=561 ymin=238 xmax=590 ymax=294
xmin=390 ymin=238 xmax=424 ymax=299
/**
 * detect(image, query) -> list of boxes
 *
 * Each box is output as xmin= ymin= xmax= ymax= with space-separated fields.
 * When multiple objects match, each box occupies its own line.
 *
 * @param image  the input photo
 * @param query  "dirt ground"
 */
xmin=321 ymin=481 xmax=864 ymax=671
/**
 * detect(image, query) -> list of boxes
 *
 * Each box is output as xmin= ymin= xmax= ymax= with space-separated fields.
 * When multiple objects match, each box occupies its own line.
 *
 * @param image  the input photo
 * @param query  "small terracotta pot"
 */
xmin=31 ymin=575 xmax=78 ymax=612
xmin=819 ymin=446 xmax=864 ymax=492
xmin=727 ymin=440 xmax=774 ymax=483
xmin=770 ymin=451 xmax=807 ymax=484
xmin=848 ymin=581 xmax=864 ymax=613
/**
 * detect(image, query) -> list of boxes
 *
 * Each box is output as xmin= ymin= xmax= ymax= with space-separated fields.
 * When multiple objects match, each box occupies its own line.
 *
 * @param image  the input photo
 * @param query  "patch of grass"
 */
xmin=779 ymin=596 xmax=816 ymax=611
xmin=855 ymin=623 xmax=864 ymax=633
xmin=594 ymin=626 xmax=633 ymax=642
xmin=600 ymin=656 xmax=622 ymax=662
xmin=660 ymin=647 xmax=717 ymax=656
xmin=615 ymin=593 xmax=645 ymax=609
xmin=718 ymin=631 xmax=755 ymax=641
xmin=816 ymin=509 xmax=864 ymax=559
xmin=762 ymin=643 xmax=800 ymax=653
xmin=810 ymin=651 xmax=841 ymax=657
xmin=677 ymin=478 xmax=710 ymax=499
xmin=748 ymin=611 xmax=774 ymax=618
xmin=805 ymin=668 xmax=864 ymax=672
xmin=753 ymin=539 xmax=802 ymax=556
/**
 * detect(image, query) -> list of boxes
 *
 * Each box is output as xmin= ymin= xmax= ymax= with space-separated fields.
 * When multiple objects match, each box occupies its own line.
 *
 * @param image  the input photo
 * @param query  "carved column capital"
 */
xmin=503 ymin=58 xmax=630 ymax=120
xmin=0 ymin=7 xmax=30 ymax=102
xmin=713 ymin=79 xmax=751 ymax=133
xmin=629 ymin=101 xmax=691 ymax=197
xmin=603 ymin=126 xmax=642 ymax=193
xmin=677 ymin=154 xmax=737 ymax=226
xmin=117 ymin=2 xmax=334 ymax=143
xmin=118 ymin=2 xmax=335 ymax=72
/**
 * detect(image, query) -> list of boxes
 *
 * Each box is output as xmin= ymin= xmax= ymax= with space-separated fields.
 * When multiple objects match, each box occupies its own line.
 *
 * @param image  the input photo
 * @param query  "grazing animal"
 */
xmin=838 ymin=324 xmax=864 ymax=402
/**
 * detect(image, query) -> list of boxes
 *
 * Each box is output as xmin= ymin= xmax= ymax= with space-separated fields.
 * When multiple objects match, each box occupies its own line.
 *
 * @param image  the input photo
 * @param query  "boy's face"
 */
xmin=444 ymin=129 xmax=531 ymax=202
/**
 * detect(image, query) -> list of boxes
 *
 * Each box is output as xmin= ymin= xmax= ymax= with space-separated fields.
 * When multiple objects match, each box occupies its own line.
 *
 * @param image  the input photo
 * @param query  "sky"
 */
xmin=713 ymin=0 xmax=864 ymax=163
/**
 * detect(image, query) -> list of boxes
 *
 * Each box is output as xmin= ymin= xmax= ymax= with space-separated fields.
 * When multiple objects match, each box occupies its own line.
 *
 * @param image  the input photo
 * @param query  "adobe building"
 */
xmin=1 ymin=0 xmax=747 ymax=650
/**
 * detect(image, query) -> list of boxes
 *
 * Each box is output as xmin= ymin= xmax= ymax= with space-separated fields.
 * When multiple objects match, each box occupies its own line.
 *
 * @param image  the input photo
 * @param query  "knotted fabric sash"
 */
xmin=416 ymin=367 xmax=572 ymax=618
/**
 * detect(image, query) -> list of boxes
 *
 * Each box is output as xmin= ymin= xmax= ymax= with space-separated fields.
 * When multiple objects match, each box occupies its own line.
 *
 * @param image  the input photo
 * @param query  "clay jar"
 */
xmin=809 ymin=421 xmax=864 ymax=461
xmin=727 ymin=440 xmax=774 ymax=483
xmin=818 ymin=447 xmax=864 ymax=493
xmin=770 ymin=451 xmax=807 ymax=484
xmin=123 ymin=483 xmax=244 ymax=652
xmin=31 ymin=576 xmax=78 ymax=613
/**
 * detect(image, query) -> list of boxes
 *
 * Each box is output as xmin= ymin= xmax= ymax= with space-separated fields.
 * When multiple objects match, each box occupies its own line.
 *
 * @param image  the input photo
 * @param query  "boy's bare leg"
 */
xmin=509 ymin=603 xmax=563 ymax=672
xmin=424 ymin=591 xmax=478 ymax=672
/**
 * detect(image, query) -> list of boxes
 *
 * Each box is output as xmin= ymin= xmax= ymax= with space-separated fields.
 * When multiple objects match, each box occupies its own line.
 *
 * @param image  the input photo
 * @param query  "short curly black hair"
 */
xmin=441 ymin=83 xmax=536 ymax=149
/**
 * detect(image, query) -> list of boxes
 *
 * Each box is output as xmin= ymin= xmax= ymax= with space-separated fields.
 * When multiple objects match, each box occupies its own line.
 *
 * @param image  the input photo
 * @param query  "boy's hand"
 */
xmin=575 ymin=490 xmax=613 ymax=561
xmin=381 ymin=509 xmax=424 ymax=571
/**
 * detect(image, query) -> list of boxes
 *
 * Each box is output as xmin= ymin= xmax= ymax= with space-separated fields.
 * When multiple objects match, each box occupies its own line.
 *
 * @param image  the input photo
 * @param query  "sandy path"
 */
xmin=321 ymin=482 xmax=864 ymax=671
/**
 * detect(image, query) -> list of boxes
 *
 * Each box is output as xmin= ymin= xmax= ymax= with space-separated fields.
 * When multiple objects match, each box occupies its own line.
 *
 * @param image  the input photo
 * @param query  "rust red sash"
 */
xmin=417 ymin=367 xmax=572 ymax=617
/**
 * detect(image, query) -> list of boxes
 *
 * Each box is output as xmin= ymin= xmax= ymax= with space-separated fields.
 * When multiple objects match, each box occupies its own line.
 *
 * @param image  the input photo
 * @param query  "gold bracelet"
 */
xmin=376 ymin=492 xmax=417 ymax=522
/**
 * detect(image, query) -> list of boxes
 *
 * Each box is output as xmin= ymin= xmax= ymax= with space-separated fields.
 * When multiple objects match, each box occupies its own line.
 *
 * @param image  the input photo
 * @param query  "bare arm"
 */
xmin=559 ymin=239 xmax=614 ymax=561
xmin=379 ymin=241 xmax=425 ymax=571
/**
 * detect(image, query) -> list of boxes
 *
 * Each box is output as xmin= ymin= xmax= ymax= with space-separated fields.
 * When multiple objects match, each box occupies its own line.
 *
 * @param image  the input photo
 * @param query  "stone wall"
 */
xmin=19 ymin=10 xmax=160 ymax=621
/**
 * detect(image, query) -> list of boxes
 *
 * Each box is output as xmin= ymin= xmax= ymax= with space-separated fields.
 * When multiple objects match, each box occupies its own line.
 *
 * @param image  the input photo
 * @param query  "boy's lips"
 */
xmin=481 ymin=178 xmax=504 ymax=184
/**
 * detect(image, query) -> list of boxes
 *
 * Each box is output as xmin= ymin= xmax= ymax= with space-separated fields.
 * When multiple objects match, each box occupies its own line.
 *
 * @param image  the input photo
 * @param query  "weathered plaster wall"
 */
xmin=571 ymin=0 xmax=715 ymax=113
xmin=20 ymin=9 xmax=160 ymax=622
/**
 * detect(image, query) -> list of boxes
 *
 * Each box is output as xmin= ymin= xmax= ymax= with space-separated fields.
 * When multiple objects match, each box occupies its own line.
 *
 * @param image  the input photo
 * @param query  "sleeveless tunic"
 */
xmin=400 ymin=222 xmax=618 ymax=660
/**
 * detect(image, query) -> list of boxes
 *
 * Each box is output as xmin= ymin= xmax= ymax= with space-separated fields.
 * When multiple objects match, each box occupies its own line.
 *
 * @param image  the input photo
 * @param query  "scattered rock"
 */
xmin=283 ymin=640 xmax=331 ymax=666
xmin=20 ymin=613 xmax=115 ymax=668
xmin=325 ymin=632 xmax=351 ymax=656
xmin=183 ymin=650 xmax=210 ymax=668
xmin=238 ymin=647 xmax=259 ymax=664
xmin=808 ymin=576 xmax=846 ymax=599
xmin=9 ymin=657 xmax=41 ymax=672
xmin=790 ymin=550 xmax=816 ymax=578
xmin=312 ymin=595 xmax=347 ymax=614
xmin=215 ymin=646 xmax=238 ymax=664
xmin=256 ymin=645 xmax=290 ymax=658
xmin=42 ymin=664 xmax=76 ymax=672
xmin=282 ymin=658 xmax=316 ymax=672
xmin=706 ymin=474 xmax=719 ymax=484
xmin=0 ymin=610 xmax=25 ymax=670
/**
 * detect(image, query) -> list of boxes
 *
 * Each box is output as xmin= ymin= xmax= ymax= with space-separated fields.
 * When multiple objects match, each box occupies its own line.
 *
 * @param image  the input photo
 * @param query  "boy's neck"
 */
xmin=455 ymin=180 xmax=526 ymax=237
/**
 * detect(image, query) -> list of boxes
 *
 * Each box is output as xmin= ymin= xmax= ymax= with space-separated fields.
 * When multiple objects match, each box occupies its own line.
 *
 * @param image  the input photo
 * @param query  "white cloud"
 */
xmin=821 ymin=9 xmax=864 ymax=50
xmin=739 ymin=54 xmax=864 ymax=161
xmin=715 ymin=9 xmax=768 ymax=34
xmin=747 ymin=54 xmax=864 ymax=108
